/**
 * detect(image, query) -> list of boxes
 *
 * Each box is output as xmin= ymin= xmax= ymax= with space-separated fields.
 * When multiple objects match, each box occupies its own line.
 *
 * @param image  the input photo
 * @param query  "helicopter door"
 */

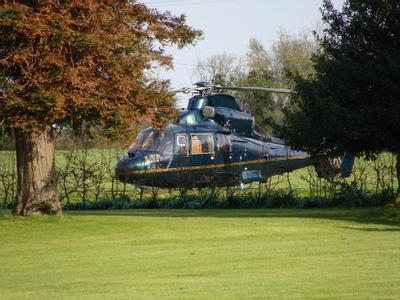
xmin=189 ymin=133 xmax=216 ymax=185
xmin=190 ymin=133 xmax=216 ymax=167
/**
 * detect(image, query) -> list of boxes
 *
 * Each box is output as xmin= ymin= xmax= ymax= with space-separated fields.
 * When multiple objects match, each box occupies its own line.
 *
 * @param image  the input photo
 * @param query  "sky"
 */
xmin=140 ymin=0 xmax=346 ymax=108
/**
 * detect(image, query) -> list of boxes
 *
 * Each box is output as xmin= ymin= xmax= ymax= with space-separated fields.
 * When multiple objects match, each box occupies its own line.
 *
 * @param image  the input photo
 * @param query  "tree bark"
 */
xmin=394 ymin=153 xmax=400 ymax=208
xmin=13 ymin=126 xmax=61 ymax=216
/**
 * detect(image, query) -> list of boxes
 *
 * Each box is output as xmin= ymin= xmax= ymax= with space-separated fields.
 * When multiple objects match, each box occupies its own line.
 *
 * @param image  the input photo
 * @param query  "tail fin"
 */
xmin=340 ymin=153 xmax=355 ymax=178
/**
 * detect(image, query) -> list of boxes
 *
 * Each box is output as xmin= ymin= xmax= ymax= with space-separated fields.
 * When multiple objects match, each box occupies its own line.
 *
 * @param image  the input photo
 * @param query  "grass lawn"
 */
xmin=1 ymin=209 xmax=400 ymax=299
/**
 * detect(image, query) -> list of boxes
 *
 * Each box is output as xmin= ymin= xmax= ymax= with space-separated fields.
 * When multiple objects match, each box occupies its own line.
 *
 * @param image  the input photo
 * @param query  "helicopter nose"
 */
xmin=115 ymin=156 xmax=130 ymax=181
xmin=115 ymin=155 xmax=147 ymax=182
xmin=115 ymin=155 xmax=129 ymax=172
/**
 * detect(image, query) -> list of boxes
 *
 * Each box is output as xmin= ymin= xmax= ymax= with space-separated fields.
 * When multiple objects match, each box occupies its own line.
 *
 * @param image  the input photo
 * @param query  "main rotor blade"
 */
xmin=221 ymin=86 xmax=295 ymax=94
xmin=169 ymin=88 xmax=188 ymax=94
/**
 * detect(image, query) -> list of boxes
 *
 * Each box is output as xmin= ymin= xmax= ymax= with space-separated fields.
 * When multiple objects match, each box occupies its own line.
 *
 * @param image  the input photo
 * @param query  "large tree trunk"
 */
xmin=394 ymin=153 xmax=400 ymax=208
xmin=13 ymin=126 xmax=61 ymax=216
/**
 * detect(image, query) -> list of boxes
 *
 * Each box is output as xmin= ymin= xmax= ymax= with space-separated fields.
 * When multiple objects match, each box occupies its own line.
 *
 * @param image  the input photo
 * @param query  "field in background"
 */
xmin=0 ymin=149 xmax=397 ymax=205
xmin=1 ymin=208 xmax=399 ymax=299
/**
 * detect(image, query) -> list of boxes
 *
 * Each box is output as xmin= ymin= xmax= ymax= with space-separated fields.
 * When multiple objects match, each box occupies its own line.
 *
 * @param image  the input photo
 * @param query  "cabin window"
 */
xmin=175 ymin=134 xmax=188 ymax=155
xmin=208 ymin=94 xmax=241 ymax=111
xmin=188 ymin=97 xmax=207 ymax=110
xmin=191 ymin=133 xmax=214 ymax=155
xmin=216 ymin=133 xmax=232 ymax=152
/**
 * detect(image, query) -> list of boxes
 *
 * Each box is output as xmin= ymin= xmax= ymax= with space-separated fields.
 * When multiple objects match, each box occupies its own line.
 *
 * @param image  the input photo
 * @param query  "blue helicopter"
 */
xmin=115 ymin=82 xmax=354 ymax=188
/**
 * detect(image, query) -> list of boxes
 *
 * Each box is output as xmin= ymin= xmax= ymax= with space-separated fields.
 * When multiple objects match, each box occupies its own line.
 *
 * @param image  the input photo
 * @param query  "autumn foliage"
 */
xmin=0 ymin=0 xmax=201 ymax=132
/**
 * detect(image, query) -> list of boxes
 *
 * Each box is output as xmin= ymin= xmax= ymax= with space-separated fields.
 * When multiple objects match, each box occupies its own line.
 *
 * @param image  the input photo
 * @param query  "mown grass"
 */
xmin=1 ymin=208 xmax=400 ymax=299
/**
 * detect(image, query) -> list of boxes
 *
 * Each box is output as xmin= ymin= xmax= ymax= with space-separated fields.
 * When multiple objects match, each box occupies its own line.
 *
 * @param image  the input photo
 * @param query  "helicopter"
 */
xmin=115 ymin=82 xmax=354 ymax=188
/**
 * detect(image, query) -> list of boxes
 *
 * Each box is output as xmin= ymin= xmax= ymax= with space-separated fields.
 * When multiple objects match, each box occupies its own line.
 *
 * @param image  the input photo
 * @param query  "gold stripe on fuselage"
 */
xmin=121 ymin=155 xmax=308 ymax=175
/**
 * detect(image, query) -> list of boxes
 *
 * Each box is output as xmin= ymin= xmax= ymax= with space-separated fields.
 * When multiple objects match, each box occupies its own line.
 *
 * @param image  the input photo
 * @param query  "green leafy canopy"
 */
xmin=279 ymin=0 xmax=400 ymax=158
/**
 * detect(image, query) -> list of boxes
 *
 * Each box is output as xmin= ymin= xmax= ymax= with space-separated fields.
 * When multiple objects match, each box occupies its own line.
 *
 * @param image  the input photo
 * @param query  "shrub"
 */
xmin=64 ymin=197 xmax=133 ymax=210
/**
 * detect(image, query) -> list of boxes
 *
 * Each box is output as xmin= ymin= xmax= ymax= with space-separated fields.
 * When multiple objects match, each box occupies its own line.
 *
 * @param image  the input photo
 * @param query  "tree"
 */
xmin=238 ymin=38 xmax=276 ymax=129
xmin=267 ymin=31 xmax=318 ymax=132
xmin=271 ymin=29 xmax=317 ymax=87
xmin=0 ymin=0 xmax=201 ymax=215
xmin=279 ymin=0 xmax=400 ymax=205
xmin=195 ymin=52 xmax=245 ymax=86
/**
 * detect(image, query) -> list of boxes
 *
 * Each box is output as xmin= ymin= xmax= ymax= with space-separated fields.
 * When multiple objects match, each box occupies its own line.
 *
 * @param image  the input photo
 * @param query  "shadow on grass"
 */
xmin=2 ymin=207 xmax=400 ymax=230
xmin=340 ymin=226 xmax=400 ymax=232
xmin=0 ymin=209 xmax=10 ymax=219
xmin=66 ymin=208 xmax=400 ymax=229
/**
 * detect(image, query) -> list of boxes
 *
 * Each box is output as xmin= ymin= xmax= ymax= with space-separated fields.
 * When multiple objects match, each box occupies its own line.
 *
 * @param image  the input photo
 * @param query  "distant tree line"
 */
xmin=194 ymin=30 xmax=317 ymax=132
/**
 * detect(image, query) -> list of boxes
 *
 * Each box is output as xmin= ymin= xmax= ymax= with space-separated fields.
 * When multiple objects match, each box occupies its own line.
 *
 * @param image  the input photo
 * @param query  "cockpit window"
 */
xmin=132 ymin=129 xmax=151 ymax=149
xmin=216 ymin=133 xmax=232 ymax=152
xmin=134 ymin=130 xmax=173 ymax=155
xmin=191 ymin=133 xmax=214 ymax=155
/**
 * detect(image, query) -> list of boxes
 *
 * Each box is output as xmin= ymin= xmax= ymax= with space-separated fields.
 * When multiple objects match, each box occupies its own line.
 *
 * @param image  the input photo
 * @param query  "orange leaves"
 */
xmin=0 ymin=0 xmax=201 ymax=136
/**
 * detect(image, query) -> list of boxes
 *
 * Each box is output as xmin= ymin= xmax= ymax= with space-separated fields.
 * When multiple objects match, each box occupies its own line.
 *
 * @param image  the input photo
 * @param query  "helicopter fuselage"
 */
xmin=115 ymin=124 xmax=310 ymax=188
xmin=115 ymin=85 xmax=354 ymax=188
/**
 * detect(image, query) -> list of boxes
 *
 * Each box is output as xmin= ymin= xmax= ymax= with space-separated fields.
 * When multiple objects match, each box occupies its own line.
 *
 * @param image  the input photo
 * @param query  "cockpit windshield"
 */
xmin=133 ymin=129 xmax=173 ymax=155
